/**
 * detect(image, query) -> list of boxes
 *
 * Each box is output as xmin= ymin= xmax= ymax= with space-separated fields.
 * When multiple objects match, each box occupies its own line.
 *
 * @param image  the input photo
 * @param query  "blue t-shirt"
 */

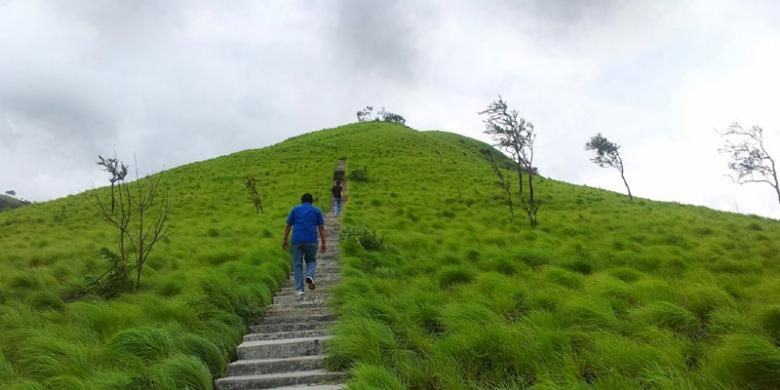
xmin=287 ymin=203 xmax=324 ymax=243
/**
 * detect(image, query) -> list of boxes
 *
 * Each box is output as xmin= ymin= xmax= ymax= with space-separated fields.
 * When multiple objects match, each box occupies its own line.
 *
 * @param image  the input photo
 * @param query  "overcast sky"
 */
xmin=1 ymin=0 xmax=779 ymax=218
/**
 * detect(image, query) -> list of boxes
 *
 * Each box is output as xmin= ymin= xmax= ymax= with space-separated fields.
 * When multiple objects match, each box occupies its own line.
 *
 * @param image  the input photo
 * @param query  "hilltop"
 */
xmin=0 ymin=194 xmax=29 ymax=212
xmin=1 ymin=122 xmax=779 ymax=389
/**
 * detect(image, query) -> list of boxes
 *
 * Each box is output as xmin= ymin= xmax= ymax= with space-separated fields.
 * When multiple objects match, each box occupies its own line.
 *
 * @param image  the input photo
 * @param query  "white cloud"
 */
xmin=1 ymin=0 xmax=779 ymax=218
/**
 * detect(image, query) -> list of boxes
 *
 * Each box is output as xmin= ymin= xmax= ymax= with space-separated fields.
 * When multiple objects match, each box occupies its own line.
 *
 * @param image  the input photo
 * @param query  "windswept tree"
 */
xmin=97 ymin=155 xmax=128 ymax=212
xmin=718 ymin=123 xmax=780 ymax=208
xmin=585 ymin=133 xmax=633 ymax=201
xmin=479 ymin=96 xmax=540 ymax=227
xmin=481 ymin=148 xmax=514 ymax=219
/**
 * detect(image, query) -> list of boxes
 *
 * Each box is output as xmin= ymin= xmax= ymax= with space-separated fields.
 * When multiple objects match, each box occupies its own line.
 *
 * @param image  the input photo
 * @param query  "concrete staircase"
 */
xmin=215 ymin=213 xmax=346 ymax=390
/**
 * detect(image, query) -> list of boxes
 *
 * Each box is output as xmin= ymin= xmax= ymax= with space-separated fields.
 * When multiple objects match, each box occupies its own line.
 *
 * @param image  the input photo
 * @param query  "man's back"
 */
xmin=287 ymin=203 xmax=324 ymax=243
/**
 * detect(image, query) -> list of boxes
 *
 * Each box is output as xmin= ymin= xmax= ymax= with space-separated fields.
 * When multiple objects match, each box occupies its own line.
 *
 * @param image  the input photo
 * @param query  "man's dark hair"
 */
xmin=301 ymin=193 xmax=314 ymax=203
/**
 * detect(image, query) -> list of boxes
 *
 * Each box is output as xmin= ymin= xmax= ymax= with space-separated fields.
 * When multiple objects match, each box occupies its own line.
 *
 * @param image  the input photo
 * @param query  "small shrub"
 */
xmin=342 ymin=225 xmax=385 ymax=251
xmin=544 ymin=268 xmax=583 ymax=289
xmin=514 ymin=249 xmax=551 ymax=267
xmin=759 ymin=306 xmax=780 ymax=344
xmin=27 ymin=292 xmax=65 ymax=311
xmin=608 ymin=267 xmax=643 ymax=283
xmin=637 ymin=301 xmax=700 ymax=336
xmin=348 ymin=363 xmax=406 ymax=390
xmin=438 ymin=266 xmax=475 ymax=288
xmin=564 ymin=259 xmax=593 ymax=275
xmin=713 ymin=334 xmax=780 ymax=388
xmin=108 ymin=327 xmax=173 ymax=360
xmin=349 ymin=166 xmax=370 ymax=182
xmin=157 ymin=354 xmax=213 ymax=390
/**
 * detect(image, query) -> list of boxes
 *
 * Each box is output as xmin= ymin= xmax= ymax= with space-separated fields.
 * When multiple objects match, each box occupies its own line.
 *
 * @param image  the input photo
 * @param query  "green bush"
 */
xmin=759 ymin=306 xmax=780 ymax=344
xmin=713 ymin=334 xmax=780 ymax=388
xmin=438 ymin=266 xmax=475 ymax=288
xmin=107 ymin=327 xmax=173 ymax=361
xmin=636 ymin=301 xmax=700 ymax=336
xmin=342 ymin=225 xmax=385 ymax=251
xmin=157 ymin=354 xmax=213 ymax=390
xmin=349 ymin=166 xmax=370 ymax=182
xmin=347 ymin=364 xmax=406 ymax=390
xmin=26 ymin=292 xmax=64 ymax=311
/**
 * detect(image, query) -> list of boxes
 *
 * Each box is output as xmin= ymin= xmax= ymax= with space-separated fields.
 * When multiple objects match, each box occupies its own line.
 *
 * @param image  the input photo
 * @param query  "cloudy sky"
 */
xmin=1 ymin=0 xmax=779 ymax=218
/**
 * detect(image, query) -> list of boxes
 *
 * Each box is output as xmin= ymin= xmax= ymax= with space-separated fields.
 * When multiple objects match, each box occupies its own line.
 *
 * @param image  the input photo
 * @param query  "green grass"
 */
xmin=318 ymin=124 xmax=780 ymax=389
xmin=0 ymin=132 xmax=338 ymax=388
xmin=2 ymin=122 xmax=779 ymax=388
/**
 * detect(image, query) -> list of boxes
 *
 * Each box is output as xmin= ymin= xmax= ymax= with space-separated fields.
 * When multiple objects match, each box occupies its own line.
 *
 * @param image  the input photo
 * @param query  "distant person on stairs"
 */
xmin=283 ymin=193 xmax=326 ymax=295
xmin=331 ymin=181 xmax=344 ymax=216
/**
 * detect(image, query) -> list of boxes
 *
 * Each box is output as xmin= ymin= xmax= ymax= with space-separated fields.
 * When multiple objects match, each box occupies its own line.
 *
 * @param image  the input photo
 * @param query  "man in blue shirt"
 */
xmin=283 ymin=193 xmax=326 ymax=295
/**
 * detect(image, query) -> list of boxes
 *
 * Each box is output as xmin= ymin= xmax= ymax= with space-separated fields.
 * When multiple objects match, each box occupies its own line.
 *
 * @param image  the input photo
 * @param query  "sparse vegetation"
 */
xmin=1 ymin=122 xmax=779 ymax=389
xmin=480 ymin=96 xmax=541 ymax=227
xmin=586 ymin=133 xmax=633 ymax=201
xmin=244 ymin=176 xmax=264 ymax=214
xmin=718 ymin=123 xmax=780 ymax=208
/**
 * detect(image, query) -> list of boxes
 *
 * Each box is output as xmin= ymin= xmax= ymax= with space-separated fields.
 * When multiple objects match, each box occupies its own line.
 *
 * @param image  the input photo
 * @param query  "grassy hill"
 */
xmin=0 ymin=194 xmax=29 ymax=212
xmin=1 ymin=122 xmax=779 ymax=389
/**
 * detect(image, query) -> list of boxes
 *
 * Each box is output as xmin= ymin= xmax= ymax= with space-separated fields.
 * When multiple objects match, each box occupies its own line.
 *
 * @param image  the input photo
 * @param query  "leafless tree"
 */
xmin=97 ymin=155 xmax=128 ymax=212
xmin=245 ymin=176 xmax=264 ymax=214
xmin=718 ymin=123 xmax=780 ymax=208
xmin=95 ymin=161 xmax=170 ymax=290
xmin=585 ymin=133 xmax=633 ymax=201
xmin=479 ymin=96 xmax=540 ymax=227
xmin=481 ymin=148 xmax=514 ymax=219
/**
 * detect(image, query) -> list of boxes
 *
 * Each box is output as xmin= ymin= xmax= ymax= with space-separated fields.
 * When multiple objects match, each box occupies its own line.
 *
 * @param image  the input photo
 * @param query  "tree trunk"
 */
xmin=527 ymin=169 xmax=538 ymax=228
xmin=771 ymin=158 xmax=780 ymax=208
xmin=620 ymin=170 xmax=633 ymax=201
xmin=506 ymin=188 xmax=514 ymax=220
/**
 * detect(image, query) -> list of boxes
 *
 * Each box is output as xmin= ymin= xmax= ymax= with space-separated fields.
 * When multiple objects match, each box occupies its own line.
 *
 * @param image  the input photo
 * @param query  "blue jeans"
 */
xmin=332 ymin=198 xmax=342 ymax=215
xmin=291 ymin=242 xmax=318 ymax=291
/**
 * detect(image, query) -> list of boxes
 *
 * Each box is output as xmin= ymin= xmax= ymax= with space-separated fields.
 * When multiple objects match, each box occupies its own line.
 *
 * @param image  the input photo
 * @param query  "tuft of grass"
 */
xmin=712 ymin=334 xmax=780 ymax=389
xmin=157 ymin=354 xmax=213 ymax=390
xmin=759 ymin=306 xmax=780 ymax=345
xmin=174 ymin=333 xmax=227 ymax=378
xmin=438 ymin=266 xmax=475 ymax=288
xmin=635 ymin=301 xmax=700 ymax=336
xmin=346 ymin=364 xmax=406 ymax=390
xmin=107 ymin=327 xmax=173 ymax=361
xmin=26 ymin=292 xmax=64 ymax=311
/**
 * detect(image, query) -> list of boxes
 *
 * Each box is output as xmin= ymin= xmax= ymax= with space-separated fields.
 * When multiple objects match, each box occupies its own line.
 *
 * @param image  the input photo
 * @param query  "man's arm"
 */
xmin=282 ymin=224 xmax=292 ymax=249
xmin=318 ymin=224 xmax=327 ymax=253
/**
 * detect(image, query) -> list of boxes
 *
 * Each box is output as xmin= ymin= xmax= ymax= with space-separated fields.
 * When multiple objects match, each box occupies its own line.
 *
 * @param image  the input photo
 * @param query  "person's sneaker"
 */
xmin=305 ymin=276 xmax=316 ymax=290
xmin=296 ymin=290 xmax=305 ymax=296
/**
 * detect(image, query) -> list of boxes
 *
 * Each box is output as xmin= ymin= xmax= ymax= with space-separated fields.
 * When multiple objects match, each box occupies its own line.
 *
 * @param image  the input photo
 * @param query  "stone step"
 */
xmin=287 ymin=275 xmax=341 ymax=281
xmin=279 ymin=285 xmax=336 ymax=294
xmin=273 ymin=294 xmax=329 ymax=305
xmin=271 ymin=301 xmax=328 ymax=310
xmin=268 ymin=305 xmax=331 ymax=315
xmin=260 ymin=313 xmax=336 ymax=325
xmin=226 ymin=355 xmax=325 ymax=376
xmin=237 ymin=336 xmax=332 ymax=360
xmin=244 ymin=328 xmax=331 ymax=342
xmin=250 ymin=321 xmax=335 ymax=335
xmin=265 ymin=385 xmax=345 ymax=390
xmin=215 ymin=369 xmax=346 ymax=390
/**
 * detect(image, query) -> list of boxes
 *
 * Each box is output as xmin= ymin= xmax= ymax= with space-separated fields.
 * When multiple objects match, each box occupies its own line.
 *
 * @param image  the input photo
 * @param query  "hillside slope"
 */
xmin=1 ymin=122 xmax=779 ymax=389
xmin=0 ymin=194 xmax=29 ymax=212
